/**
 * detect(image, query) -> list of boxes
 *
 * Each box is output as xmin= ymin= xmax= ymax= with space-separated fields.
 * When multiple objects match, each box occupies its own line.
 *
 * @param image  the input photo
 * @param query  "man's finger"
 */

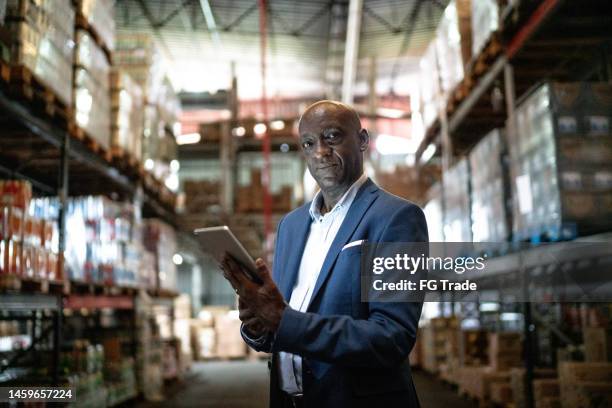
xmin=254 ymin=258 xmax=273 ymax=285
xmin=224 ymin=254 xmax=253 ymax=288
xmin=221 ymin=259 xmax=241 ymax=290
xmin=239 ymin=307 xmax=255 ymax=321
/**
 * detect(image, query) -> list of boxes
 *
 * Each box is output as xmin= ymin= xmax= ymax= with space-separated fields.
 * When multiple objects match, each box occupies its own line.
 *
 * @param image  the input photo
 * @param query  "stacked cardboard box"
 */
xmin=73 ymin=29 xmax=111 ymax=149
xmin=510 ymin=368 xmax=558 ymax=408
xmin=489 ymin=332 xmax=523 ymax=371
xmin=115 ymin=33 xmax=180 ymax=184
xmin=135 ymin=292 xmax=164 ymax=402
xmin=114 ymin=33 xmax=165 ymax=104
xmin=559 ymin=362 xmax=612 ymax=408
xmin=183 ymin=179 xmax=221 ymax=213
xmin=376 ymin=165 xmax=439 ymax=206
xmin=443 ymin=158 xmax=472 ymax=242
xmin=458 ymin=366 xmax=510 ymax=401
xmin=459 ymin=329 xmax=489 ymax=366
xmin=74 ymin=0 xmax=115 ymax=53
xmin=534 ymin=379 xmax=561 ymax=408
xmin=110 ymin=69 xmax=144 ymax=160
xmin=421 ymin=317 xmax=459 ymax=374
xmin=190 ymin=306 xmax=231 ymax=360
xmin=2 ymin=0 xmax=75 ymax=106
xmin=490 ymin=381 xmax=513 ymax=405
xmin=469 ymin=128 xmax=511 ymax=242
xmin=510 ymin=82 xmax=612 ymax=240
xmin=235 ymin=168 xmax=293 ymax=213
xmin=215 ymin=310 xmax=247 ymax=359
xmin=173 ymin=295 xmax=193 ymax=373
xmin=584 ymin=327 xmax=612 ymax=362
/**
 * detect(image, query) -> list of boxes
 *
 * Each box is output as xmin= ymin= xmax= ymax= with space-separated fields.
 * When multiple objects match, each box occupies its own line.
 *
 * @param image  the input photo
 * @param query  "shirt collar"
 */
xmin=309 ymin=173 xmax=368 ymax=220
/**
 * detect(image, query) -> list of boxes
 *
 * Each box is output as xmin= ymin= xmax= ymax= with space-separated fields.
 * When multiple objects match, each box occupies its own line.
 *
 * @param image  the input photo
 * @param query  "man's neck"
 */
xmin=319 ymin=174 xmax=363 ymax=214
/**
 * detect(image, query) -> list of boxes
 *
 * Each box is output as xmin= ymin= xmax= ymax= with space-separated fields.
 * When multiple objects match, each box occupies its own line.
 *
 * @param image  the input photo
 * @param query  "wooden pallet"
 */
xmin=69 ymin=121 xmax=113 ymax=162
xmin=0 ymin=275 xmax=69 ymax=295
xmin=68 ymin=280 xmax=138 ymax=296
xmin=4 ymin=64 xmax=72 ymax=129
xmin=75 ymin=13 xmax=113 ymax=64
xmin=447 ymin=33 xmax=503 ymax=116
xmin=111 ymin=146 xmax=140 ymax=176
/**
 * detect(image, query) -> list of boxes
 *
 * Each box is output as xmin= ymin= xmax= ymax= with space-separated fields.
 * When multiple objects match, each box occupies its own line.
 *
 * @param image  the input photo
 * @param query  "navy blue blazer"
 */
xmin=243 ymin=178 xmax=428 ymax=408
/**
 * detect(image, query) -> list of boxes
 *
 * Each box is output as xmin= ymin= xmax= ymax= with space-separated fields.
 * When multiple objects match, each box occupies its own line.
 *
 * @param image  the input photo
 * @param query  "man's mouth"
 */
xmin=318 ymin=164 xmax=337 ymax=170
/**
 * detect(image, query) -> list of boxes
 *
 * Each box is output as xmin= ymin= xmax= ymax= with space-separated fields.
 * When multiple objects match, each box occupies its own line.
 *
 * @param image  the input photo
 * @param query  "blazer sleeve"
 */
xmin=271 ymin=204 xmax=428 ymax=368
xmin=240 ymin=216 xmax=286 ymax=353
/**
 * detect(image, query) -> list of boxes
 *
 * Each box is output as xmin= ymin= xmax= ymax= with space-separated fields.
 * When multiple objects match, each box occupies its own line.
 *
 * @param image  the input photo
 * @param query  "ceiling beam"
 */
xmin=341 ymin=0 xmax=363 ymax=104
xmin=154 ymin=0 xmax=193 ymax=29
xmin=388 ymin=0 xmax=424 ymax=88
xmin=222 ymin=2 xmax=258 ymax=31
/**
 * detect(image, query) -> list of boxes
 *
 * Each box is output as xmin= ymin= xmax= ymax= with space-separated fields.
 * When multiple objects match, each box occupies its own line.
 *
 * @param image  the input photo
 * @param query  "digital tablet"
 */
xmin=193 ymin=226 xmax=263 ymax=284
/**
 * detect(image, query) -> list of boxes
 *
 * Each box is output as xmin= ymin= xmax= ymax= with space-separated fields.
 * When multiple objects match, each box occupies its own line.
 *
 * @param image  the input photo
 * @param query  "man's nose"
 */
xmin=313 ymin=138 xmax=331 ymax=158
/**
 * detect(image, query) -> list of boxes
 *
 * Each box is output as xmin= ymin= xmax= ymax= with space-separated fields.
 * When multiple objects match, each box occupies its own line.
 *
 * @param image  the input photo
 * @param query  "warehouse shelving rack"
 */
xmin=414 ymin=1 xmax=612 ymax=407
xmin=415 ymin=0 xmax=612 ymax=164
xmin=0 ymin=61 xmax=179 ymax=401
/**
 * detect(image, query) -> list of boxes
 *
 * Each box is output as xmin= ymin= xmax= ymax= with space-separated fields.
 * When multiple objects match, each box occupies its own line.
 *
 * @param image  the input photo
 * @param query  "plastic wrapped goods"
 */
xmin=471 ymin=0 xmax=499 ymax=58
xmin=74 ymin=0 xmax=114 ymax=52
xmin=510 ymin=82 xmax=612 ymax=241
xmin=114 ymin=33 xmax=165 ymax=104
xmin=442 ymin=158 xmax=472 ymax=242
xmin=469 ymin=129 xmax=511 ymax=242
xmin=435 ymin=0 xmax=471 ymax=97
xmin=417 ymin=42 xmax=441 ymax=131
xmin=110 ymin=70 xmax=144 ymax=160
xmin=64 ymin=196 xmax=143 ymax=286
xmin=424 ymin=183 xmax=444 ymax=242
xmin=74 ymin=68 xmax=111 ymax=149
xmin=2 ymin=0 xmax=75 ymax=106
xmin=142 ymin=219 xmax=177 ymax=292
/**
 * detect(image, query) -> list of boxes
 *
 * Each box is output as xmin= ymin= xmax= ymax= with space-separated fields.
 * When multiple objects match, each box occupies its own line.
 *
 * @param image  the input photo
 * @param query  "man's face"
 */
xmin=298 ymin=103 xmax=368 ymax=192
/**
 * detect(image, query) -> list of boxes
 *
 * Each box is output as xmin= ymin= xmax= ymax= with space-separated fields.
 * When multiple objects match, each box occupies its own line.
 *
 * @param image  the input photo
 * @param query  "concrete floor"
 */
xmin=138 ymin=361 xmax=476 ymax=408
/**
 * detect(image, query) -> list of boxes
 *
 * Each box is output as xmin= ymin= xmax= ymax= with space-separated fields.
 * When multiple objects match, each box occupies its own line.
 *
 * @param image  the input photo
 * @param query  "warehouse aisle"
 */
xmin=139 ymin=361 xmax=269 ymax=408
xmin=138 ymin=361 xmax=475 ymax=408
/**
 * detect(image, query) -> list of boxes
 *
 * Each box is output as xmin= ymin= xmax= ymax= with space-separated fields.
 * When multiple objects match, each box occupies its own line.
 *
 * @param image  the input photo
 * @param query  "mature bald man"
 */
xmin=221 ymin=101 xmax=428 ymax=408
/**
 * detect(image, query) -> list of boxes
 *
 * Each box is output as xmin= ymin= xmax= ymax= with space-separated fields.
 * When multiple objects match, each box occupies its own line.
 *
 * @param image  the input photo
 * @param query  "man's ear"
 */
xmin=358 ymin=129 xmax=369 ymax=152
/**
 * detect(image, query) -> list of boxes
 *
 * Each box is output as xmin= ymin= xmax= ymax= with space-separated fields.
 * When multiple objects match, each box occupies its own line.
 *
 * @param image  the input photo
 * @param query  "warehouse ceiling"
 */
xmin=114 ymin=0 xmax=448 ymax=99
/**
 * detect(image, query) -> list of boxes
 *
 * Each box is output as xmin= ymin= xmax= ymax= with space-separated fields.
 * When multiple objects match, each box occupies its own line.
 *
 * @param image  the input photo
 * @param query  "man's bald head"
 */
xmin=299 ymin=100 xmax=362 ymax=132
xmin=297 ymin=100 xmax=369 ymax=208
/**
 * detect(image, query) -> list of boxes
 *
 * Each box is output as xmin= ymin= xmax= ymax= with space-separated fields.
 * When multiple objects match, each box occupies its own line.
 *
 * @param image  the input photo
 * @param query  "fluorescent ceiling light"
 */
xmin=254 ymin=123 xmax=267 ymax=138
xmin=375 ymin=134 xmax=418 ymax=155
xmin=270 ymin=120 xmax=285 ymax=130
xmin=172 ymin=253 xmax=183 ymax=265
xmin=376 ymin=107 xmax=406 ymax=119
xmin=176 ymin=133 xmax=202 ymax=145
xmin=232 ymin=126 xmax=246 ymax=137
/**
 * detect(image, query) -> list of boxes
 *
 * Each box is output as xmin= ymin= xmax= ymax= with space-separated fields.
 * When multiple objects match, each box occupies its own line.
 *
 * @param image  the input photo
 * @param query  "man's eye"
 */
xmin=327 ymin=133 xmax=339 ymax=141
xmin=302 ymin=141 xmax=313 ymax=149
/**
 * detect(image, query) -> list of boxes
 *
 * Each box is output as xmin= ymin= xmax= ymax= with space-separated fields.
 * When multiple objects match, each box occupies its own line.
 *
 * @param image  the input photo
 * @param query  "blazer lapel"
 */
xmin=279 ymin=206 xmax=311 ymax=300
xmin=307 ymin=179 xmax=379 ymax=310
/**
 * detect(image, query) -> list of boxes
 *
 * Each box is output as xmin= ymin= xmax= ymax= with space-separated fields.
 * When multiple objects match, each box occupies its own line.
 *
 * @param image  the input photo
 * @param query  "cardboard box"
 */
xmin=491 ymin=382 xmax=513 ymax=405
xmin=584 ymin=328 xmax=612 ymax=362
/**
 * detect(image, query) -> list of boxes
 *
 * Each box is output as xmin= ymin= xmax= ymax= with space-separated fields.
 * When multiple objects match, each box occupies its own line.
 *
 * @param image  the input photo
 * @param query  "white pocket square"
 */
xmin=342 ymin=240 xmax=365 ymax=251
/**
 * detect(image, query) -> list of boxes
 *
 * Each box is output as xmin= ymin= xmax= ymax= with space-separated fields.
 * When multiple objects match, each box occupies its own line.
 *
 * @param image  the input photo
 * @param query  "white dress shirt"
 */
xmin=278 ymin=173 xmax=367 ymax=395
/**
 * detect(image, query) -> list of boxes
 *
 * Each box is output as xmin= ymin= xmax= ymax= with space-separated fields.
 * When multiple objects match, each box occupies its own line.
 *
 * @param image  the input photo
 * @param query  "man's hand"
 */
xmin=238 ymin=298 xmax=265 ymax=337
xmin=221 ymin=255 xmax=286 ymax=332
